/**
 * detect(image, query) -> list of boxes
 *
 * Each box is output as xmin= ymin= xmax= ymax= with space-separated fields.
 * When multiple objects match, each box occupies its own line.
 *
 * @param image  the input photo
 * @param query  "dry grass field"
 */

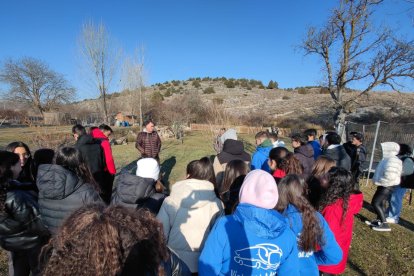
xmin=0 ymin=126 xmax=413 ymax=275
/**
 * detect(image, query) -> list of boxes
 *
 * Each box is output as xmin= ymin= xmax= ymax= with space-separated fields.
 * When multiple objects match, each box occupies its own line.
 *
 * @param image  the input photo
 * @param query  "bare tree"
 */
xmin=302 ymin=0 xmax=414 ymax=126
xmin=0 ymin=57 xmax=75 ymax=117
xmin=78 ymin=21 xmax=120 ymax=123
xmin=121 ymin=47 xmax=146 ymax=127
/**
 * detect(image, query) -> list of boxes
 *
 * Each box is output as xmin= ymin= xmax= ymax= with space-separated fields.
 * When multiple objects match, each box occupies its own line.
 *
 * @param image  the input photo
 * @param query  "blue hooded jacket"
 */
xmin=251 ymin=144 xmax=272 ymax=172
xmin=309 ymin=140 xmax=322 ymax=160
xmin=199 ymin=203 xmax=300 ymax=276
xmin=281 ymin=204 xmax=343 ymax=276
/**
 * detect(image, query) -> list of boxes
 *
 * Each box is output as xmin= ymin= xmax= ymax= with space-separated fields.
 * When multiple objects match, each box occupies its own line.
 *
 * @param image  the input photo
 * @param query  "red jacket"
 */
xmin=318 ymin=192 xmax=363 ymax=274
xmin=90 ymin=129 xmax=116 ymax=175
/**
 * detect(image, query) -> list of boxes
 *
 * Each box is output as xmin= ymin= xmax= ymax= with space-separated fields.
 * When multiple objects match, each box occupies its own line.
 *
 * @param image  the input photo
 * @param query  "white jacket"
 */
xmin=373 ymin=142 xmax=402 ymax=187
xmin=156 ymin=178 xmax=224 ymax=273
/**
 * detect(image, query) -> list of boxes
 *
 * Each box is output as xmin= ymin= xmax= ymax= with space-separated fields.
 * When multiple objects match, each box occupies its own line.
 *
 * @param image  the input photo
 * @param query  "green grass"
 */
xmin=0 ymin=127 xmax=413 ymax=275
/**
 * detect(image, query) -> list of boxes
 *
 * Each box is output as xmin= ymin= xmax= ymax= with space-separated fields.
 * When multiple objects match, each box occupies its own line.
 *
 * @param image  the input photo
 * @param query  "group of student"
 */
xmin=0 ymin=124 xmax=411 ymax=276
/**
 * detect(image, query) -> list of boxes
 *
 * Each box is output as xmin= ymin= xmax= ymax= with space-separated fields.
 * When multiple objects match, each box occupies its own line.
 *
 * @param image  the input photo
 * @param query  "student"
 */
xmin=304 ymin=129 xmax=322 ymax=160
xmin=251 ymin=131 xmax=273 ymax=172
xmin=0 ymin=151 xmax=50 ymax=276
xmin=268 ymin=147 xmax=290 ymax=182
xmin=366 ymin=142 xmax=402 ymax=231
xmin=269 ymin=132 xmax=286 ymax=148
xmin=291 ymin=133 xmax=315 ymax=176
xmin=199 ymin=170 xmax=300 ymax=276
xmin=111 ymin=158 xmax=166 ymax=214
xmin=156 ymin=157 xmax=224 ymax=273
xmin=36 ymin=147 xmax=103 ymax=235
xmin=40 ymin=204 xmax=190 ymax=276
xmin=307 ymin=156 xmax=336 ymax=208
xmin=318 ymin=167 xmax=363 ymax=275
xmin=275 ymin=174 xmax=342 ymax=276
xmin=213 ymin=138 xmax=250 ymax=187
xmin=219 ymin=159 xmax=250 ymax=215
xmin=322 ymin=132 xmax=351 ymax=171
xmin=386 ymin=144 xmax=414 ymax=224
xmin=90 ymin=124 xmax=116 ymax=204
xmin=6 ymin=141 xmax=36 ymax=186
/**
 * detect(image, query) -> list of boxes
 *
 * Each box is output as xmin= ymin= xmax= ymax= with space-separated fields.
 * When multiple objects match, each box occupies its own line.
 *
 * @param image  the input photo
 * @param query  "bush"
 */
xmin=203 ymin=87 xmax=215 ymax=94
xmin=298 ymin=88 xmax=308 ymax=94
xmin=319 ymin=87 xmax=330 ymax=94
xmin=267 ymin=80 xmax=277 ymax=89
xmin=192 ymin=80 xmax=201 ymax=88
xmin=282 ymin=95 xmax=290 ymax=100
xmin=212 ymin=97 xmax=224 ymax=105
xmin=224 ymin=80 xmax=235 ymax=88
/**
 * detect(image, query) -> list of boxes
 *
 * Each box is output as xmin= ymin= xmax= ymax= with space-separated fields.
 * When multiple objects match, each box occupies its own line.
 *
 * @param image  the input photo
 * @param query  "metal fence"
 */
xmin=339 ymin=121 xmax=414 ymax=185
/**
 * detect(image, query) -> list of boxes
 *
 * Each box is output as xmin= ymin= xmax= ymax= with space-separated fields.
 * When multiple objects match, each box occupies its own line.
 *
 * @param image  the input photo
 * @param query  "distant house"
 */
xmin=43 ymin=112 xmax=71 ymax=125
xmin=115 ymin=112 xmax=138 ymax=126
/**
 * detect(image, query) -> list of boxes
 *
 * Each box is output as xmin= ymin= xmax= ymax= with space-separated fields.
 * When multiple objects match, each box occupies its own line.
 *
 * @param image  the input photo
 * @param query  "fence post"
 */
xmin=366 ymin=120 xmax=381 ymax=186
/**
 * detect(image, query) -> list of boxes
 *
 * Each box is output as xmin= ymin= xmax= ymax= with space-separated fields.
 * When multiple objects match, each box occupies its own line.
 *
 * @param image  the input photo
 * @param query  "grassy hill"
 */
xmin=66 ymin=77 xmax=414 ymax=130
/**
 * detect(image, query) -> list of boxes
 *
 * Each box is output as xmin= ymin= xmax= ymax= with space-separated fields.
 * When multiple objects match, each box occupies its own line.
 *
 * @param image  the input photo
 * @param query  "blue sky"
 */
xmin=0 ymin=0 xmax=413 ymax=99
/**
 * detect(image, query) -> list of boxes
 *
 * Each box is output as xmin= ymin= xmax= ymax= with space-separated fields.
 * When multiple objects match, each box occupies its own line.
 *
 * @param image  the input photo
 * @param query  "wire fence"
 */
xmin=339 ymin=121 xmax=414 ymax=185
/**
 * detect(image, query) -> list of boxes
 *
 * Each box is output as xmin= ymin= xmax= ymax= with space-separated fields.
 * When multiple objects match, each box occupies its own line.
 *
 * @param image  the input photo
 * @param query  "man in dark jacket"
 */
xmin=291 ymin=133 xmax=314 ymax=176
xmin=135 ymin=119 xmax=162 ymax=161
xmin=72 ymin=125 xmax=106 ymax=200
xmin=343 ymin=132 xmax=367 ymax=188
xmin=322 ymin=132 xmax=352 ymax=171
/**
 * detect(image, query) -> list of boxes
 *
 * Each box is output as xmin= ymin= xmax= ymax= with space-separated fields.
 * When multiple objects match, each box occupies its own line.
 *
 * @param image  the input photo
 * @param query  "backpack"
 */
xmin=400 ymin=157 xmax=414 ymax=189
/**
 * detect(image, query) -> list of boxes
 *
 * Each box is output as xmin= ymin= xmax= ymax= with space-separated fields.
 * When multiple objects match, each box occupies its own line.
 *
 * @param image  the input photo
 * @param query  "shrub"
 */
xmin=267 ymin=80 xmax=276 ymax=89
xmin=203 ymin=87 xmax=215 ymax=94
xmin=158 ymin=84 xmax=166 ymax=90
xmin=282 ymin=95 xmax=290 ymax=100
xmin=224 ymin=80 xmax=235 ymax=88
xmin=192 ymin=80 xmax=201 ymax=88
xmin=319 ymin=87 xmax=330 ymax=94
xmin=298 ymin=88 xmax=308 ymax=94
xmin=212 ymin=97 xmax=223 ymax=105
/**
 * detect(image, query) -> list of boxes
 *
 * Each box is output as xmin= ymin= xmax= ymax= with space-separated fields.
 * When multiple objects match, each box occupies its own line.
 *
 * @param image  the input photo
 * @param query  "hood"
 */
xmin=220 ymin=129 xmax=237 ymax=144
xmin=76 ymin=134 xmax=96 ymax=145
xmin=381 ymin=142 xmax=400 ymax=158
xmin=115 ymin=173 xmax=155 ymax=204
xmin=294 ymin=143 xmax=314 ymax=158
xmin=324 ymin=145 xmax=347 ymax=158
xmin=348 ymin=192 xmax=363 ymax=215
xmin=217 ymin=139 xmax=251 ymax=164
xmin=90 ymin=128 xmax=107 ymax=140
xmin=36 ymin=164 xmax=83 ymax=200
xmin=234 ymin=203 xmax=286 ymax=239
xmin=258 ymin=139 xmax=273 ymax=148
xmin=256 ymin=144 xmax=272 ymax=156
xmin=170 ymin=179 xmax=218 ymax=209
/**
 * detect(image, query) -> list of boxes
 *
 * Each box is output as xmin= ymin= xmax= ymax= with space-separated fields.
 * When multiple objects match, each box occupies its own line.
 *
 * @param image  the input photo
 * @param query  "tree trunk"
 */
xmin=139 ymin=86 xmax=143 ymax=128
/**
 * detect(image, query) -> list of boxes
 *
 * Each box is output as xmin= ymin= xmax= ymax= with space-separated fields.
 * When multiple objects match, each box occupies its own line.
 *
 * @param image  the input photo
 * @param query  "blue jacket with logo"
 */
xmin=199 ymin=203 xmax=300 ymax=276
xmin=281 ymin=204 xmax=342 ymax=276
xmin=251 ymin=146 xmax=272 ymax=172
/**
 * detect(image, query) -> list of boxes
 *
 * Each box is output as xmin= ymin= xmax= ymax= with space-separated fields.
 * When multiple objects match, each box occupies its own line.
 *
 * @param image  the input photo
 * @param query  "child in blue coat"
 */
xmin=275 ymin=174 xmax=342 ymax=275
xmin=199 ymin=170 xmax=300 ymax=276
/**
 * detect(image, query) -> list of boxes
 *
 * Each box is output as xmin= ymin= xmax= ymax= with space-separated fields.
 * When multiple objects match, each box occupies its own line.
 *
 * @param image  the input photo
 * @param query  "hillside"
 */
xmin=67 ymin=78 xmax=414 ymax=128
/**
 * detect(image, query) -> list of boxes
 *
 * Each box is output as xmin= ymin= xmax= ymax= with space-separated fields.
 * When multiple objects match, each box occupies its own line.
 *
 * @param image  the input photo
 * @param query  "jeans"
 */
xmin=371 ymin=186 xmax=395 ymax=223
xmin=387 ymin=185 xmax=407 ymax=222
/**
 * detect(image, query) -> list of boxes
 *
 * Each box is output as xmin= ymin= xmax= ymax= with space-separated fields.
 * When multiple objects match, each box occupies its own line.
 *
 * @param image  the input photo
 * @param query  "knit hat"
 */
xmin=239 ymin=170 xmax=278 ymax=209
xmin=136 ymin=158 xmax=160 ymax=181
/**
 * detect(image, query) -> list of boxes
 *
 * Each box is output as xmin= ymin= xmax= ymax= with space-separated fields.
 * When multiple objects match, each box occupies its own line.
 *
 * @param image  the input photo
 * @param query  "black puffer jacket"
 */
xmin=111 ymin=173 xmax=166 ymax=214
xmin=323 ymin=145 xmax=352 ymax=171
xmin=75 ymin=134 xmax=105 ymax=175
xmin=36 ymin=164 xmax=103 ymax=235
xmin=294 ymin=143 xmax=315 ymax=176
xmin=0 ymin=181 xmax=50 ymax=251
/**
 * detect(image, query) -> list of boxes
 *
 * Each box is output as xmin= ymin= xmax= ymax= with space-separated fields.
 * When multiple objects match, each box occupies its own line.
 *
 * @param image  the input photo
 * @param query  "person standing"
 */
xmin=72 ymin=125 xmax=106 ymax=202
xmin=90 ymin=124 xmax=116 ymax=204
xmin=291 ymin=133 xmax=315 ymax=177
xmin=135 ymin=119 xmax=162 ymax=161
xmin=251 ymin=131 xmax=273 ymax=172
xmin=344 ymin=132 xmax=367 ymax=188
xmin=365 ymin=142 xmax=402 ymax=231
xmin=304 ymin=129 xmax=322 ymax=160
xmin=322 ymin=132 xmax=351 ymax=171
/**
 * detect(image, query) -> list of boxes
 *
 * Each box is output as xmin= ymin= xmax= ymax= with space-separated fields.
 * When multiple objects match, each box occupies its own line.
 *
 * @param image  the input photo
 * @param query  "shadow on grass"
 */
xmin=161 ymin=156 xmax=176 ymax=189
xmin=347 ymin=259 xmax=368 ymax=276
xmin=361 ymin=200 xmax=414 ymax=232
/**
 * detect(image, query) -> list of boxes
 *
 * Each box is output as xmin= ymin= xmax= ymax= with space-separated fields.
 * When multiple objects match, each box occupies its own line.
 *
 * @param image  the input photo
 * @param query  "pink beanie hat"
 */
xmin=239 ymin=170 xmax=278 ymax=209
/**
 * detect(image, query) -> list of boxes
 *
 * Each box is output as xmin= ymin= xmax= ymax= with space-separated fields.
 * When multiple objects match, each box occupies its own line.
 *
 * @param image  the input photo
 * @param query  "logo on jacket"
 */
xmin=234 ymin=243 xmax=283 ymax=270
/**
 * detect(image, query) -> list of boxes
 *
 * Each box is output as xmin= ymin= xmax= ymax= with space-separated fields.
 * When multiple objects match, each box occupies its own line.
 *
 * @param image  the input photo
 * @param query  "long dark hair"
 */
xmin=220 ymin=160 xmax=249 ymax=196
xmin=40 ymin=204 xmax=168 ymax=276
xmin=186 ymin=157 xmax=216 ymax=185
xmin=318 ymin=167 xmax=354 ymax=222
xmin=0 ymin=151 xmax=20 ymax=213
xmin=269 ymin=147 xmax=289 ymax=170
xmin=5 ymin=141 xmax=35 ymax=183
xmin=276 ymin=174 xmax=325 ymax=252
xmin=55 ymin=147 xmax=97 ymax=189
